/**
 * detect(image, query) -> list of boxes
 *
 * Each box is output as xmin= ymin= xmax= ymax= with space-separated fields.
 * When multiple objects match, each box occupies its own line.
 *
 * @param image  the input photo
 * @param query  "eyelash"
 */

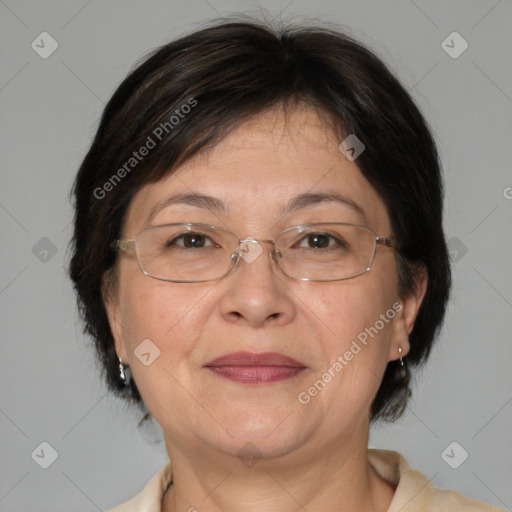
xmin=166 ymin=232 xmax=345 ymax=249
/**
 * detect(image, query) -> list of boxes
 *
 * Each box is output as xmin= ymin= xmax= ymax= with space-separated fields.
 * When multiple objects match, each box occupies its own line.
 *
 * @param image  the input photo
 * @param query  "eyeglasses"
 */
xmin=113 ymin=222 xmax=396 ymax=283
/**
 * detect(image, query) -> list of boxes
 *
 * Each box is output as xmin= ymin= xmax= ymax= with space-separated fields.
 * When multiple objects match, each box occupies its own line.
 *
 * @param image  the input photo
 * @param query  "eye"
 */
xmin=167 ymin=232 xmax=216 ymax=249
xmin=296 ymin=233 xmax=341 ymax=249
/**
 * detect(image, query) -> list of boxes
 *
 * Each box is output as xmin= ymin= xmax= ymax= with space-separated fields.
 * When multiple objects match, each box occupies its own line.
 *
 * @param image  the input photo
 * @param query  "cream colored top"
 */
xmin=109 ymin=449 xmax=504 ymax=511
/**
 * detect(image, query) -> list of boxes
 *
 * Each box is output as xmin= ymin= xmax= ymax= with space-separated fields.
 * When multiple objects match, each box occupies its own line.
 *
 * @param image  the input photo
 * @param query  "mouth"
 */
xmin=204 ymin=351 xmax=307 ymax=384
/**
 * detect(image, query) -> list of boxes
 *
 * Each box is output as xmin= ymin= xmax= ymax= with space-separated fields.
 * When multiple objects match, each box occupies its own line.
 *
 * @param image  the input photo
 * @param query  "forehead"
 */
xmin=124 ymin=107 xmax=391 ymax=235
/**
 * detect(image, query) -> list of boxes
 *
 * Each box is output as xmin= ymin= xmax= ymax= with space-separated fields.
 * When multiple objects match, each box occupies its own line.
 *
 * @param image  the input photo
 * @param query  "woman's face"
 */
xmin=107 ymin=106 xmax=421 ymax=464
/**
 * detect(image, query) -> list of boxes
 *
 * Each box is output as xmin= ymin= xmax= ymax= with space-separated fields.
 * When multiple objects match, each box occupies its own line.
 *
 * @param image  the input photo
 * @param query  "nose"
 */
xmin=218 ymin=239 xmax=296 ymax=328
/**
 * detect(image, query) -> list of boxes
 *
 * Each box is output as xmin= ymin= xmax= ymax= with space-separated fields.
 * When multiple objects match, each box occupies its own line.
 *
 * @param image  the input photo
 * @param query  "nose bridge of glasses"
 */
xmin=238 ymin=237 xmax=275 ymax=246
xmin=233 ymin=237 xmax=280 ymax=265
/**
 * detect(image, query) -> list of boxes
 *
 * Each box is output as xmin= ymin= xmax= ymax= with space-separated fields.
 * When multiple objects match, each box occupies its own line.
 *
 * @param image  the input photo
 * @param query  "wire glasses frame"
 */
xmin=112 ymin=222 xmax=396 ymax=283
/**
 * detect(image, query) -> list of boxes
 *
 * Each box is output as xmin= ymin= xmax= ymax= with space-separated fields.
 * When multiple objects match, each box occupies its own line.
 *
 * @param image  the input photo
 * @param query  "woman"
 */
xmin=69 ymin=19 xmax=503 ymax=512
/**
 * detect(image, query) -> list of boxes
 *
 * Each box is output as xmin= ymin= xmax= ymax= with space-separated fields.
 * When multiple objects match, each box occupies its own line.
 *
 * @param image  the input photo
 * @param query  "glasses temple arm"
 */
xmin=376 ymin=236 xmax=396 ymax=248
xmin=111 ymin=240 xmax=136 ymax=252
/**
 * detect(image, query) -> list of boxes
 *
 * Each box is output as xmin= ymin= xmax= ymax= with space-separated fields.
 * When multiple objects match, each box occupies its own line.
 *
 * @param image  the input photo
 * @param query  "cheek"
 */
xmin=297 ymin=271 xmax=399 ymax=408
xmin=118 ymin=273 xmax=208 ymax=343
xmin=310 ymin=271 xmax=398 ymax=349
xmin=115 ymin=276 xmax=217 ymax=424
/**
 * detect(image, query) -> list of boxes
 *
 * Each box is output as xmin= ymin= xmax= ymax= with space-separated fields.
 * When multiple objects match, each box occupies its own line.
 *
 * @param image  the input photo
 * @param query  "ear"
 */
xmin=388 ymin=265 xmax=428 ymax=362
xmin=102 ymin=270 xmax=129 ymax=362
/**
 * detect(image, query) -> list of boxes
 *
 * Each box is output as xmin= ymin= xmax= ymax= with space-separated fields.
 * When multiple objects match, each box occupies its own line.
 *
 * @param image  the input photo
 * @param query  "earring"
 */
xmin=119 ymin=357 xmax=128 ymax=384
xmin=397 ymin=347 xmax=408 ymax=379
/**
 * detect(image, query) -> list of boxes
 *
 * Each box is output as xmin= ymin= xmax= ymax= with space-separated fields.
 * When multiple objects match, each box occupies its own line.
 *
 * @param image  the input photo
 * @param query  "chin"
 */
xmin=210 ymin=409 xmax=310 ymax=459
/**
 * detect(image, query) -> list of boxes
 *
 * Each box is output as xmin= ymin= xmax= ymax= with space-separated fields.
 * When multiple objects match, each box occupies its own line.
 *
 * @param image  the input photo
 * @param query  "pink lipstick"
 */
xmin=204 ymin=351 xmax=306 ymax=384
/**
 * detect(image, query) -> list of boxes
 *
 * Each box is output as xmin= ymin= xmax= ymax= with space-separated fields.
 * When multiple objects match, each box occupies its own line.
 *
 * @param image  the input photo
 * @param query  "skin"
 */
xmin=105 ymin=105 xmax=427 ymax=512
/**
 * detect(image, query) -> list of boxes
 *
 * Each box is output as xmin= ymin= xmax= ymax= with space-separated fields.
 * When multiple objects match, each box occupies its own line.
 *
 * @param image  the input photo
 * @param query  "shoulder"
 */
xmin=368 ymin=449 xmax=505 ymax=512
xmin=108 ymin=463 xmax=173 ymax=512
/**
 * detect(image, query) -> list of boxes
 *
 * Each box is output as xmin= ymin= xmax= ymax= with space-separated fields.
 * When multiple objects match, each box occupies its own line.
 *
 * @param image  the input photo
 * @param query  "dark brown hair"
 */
xmin=69 ymin=19 xmax=451 ymax=422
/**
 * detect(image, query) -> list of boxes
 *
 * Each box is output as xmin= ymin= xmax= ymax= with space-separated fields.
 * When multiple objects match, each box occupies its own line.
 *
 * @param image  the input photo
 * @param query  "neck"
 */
xmin=161 ymin=424 xmax=395 ymax=512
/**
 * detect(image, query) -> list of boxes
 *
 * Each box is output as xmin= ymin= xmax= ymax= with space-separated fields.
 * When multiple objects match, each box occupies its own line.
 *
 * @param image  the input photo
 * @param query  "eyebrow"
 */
xmin=283 ymin=192 xmax=365 ymax=217
xmin=147 ymin=193 xmax=227 ymax=223
xmin=147 ymin=191 xmax=365 ymax=224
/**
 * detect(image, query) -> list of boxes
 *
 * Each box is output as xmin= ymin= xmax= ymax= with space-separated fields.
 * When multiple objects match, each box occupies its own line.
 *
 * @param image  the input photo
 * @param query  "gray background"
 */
xmin=1 ymin=0 xmax=511 ymax=510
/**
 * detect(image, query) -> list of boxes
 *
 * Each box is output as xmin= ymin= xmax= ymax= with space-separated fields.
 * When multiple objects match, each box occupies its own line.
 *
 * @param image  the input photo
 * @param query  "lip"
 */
xmin=204 ymin=351 xmax=307 ymax=384
xmin=205 ymin=351 xmax=305 ymax=367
